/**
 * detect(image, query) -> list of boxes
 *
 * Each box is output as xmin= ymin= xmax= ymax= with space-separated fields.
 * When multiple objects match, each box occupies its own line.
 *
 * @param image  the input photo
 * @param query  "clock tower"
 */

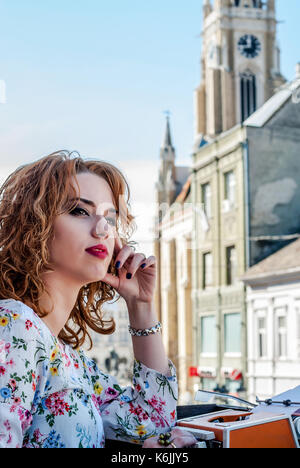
xmin=195 ymin=0 xmax=286 ymax=139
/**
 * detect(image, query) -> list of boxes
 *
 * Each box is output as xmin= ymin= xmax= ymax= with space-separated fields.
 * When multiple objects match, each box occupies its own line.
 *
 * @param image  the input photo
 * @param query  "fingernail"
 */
xmin=126 ymin=273 xmax=132 ymax=280
xmin=115 ymin=261 xmax=121 ymax=268
xmin=141 ymin=263 xmax=146 ymax=269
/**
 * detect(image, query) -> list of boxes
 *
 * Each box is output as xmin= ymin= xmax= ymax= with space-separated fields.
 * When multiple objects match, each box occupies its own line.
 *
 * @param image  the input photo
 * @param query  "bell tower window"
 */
xmin=232 ymin=0 xmax=263 ymax=7
xmin=240 ymin=71 xmax=257 ymax=121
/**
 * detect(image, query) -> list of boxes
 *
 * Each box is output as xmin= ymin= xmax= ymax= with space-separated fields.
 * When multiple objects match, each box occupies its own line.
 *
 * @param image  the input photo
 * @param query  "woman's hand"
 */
xmin=142 ymin=428 xmax=198 ymax=449
xmin=102 ymin=233 xmax=156 ymax=305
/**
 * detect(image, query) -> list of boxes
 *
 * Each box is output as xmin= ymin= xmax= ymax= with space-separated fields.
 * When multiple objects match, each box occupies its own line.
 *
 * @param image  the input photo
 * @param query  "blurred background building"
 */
xmin=155 ymin=0 xmax=300 ymax=404
xmin=85 ymin=298 xmax=134 ymax=386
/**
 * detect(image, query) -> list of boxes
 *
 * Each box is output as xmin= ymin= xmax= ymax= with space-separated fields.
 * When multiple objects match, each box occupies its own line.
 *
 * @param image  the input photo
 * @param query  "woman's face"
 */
xmin=48 ymin=172 xmax=118 ymax=286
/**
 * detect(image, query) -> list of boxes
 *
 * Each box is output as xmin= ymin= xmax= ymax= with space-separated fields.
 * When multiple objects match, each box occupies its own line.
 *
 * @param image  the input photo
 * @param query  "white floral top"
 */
xmin=0 ymin=299 xmax=178 ymax=448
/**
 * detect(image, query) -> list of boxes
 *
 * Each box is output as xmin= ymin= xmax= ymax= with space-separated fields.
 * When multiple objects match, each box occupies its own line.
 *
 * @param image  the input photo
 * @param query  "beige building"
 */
xmin=192 ymin=72 xmax=300 ymax=396
xmin=191 ymin=0 xmax=300 ymax=398
xmin=195 ymin=0 xmax=285 ymax=139
xmin=154 ymin=118 xmax=194 ymax=403
xmin=154 ymin=0 xmax=300 ymax=401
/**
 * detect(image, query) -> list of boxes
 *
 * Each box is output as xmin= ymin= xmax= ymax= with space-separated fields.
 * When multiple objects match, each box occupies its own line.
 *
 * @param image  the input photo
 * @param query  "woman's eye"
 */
xmin=107 ymin=217 xmax=117 ymax=226
xmin=69 ymin=207 xmax=89 ymax=217
xmin=70 ymin=208 xmax=116 ymax=225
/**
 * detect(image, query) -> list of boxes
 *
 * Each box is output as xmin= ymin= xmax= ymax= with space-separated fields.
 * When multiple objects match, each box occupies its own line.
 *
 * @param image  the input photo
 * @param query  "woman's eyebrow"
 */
xmin=70 ymin=197 xmax=118 ymax=214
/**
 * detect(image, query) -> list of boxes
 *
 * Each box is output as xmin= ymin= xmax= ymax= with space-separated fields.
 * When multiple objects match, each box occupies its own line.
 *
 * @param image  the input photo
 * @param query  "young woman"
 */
xmin=0 ymin=151 xmax=196 ymax=448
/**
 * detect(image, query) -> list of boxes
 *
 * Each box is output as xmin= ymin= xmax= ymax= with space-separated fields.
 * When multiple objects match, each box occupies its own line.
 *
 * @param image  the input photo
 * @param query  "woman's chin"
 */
xmin=80 ymin=271 xmax=108 ymax=286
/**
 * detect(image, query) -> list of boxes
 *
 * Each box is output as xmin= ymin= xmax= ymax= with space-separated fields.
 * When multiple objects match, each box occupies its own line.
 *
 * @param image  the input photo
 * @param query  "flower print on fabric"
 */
xmin=0 ymin=299 xmax=178 ymax=448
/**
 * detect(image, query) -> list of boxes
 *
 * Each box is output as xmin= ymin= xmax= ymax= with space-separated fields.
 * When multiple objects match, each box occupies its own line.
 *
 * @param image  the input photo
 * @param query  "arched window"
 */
xmin=232 ymin=0 xmax=263 ymax=7
xmin=240 ymin=70 xmax=257 ymax=121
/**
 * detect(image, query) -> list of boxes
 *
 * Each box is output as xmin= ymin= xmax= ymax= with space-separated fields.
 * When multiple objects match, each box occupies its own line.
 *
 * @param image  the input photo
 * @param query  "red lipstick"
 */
xmin=85 ymin=244 xmax=108 ymax=259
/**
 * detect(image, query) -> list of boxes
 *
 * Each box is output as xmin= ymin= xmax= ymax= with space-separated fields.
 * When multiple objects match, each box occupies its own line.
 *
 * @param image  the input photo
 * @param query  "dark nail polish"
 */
xmin=126 ymin=273 xmax=132 ymax=280
xmin=115 ymin=261 xmax=121 ymax=268
xmin=141 ymin=263 xmax=146 ymax=269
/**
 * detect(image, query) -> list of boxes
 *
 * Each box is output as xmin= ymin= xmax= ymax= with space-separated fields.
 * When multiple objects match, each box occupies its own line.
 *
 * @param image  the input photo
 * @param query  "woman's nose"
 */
xmin=93 ymin=216 xmax=109 ymax=239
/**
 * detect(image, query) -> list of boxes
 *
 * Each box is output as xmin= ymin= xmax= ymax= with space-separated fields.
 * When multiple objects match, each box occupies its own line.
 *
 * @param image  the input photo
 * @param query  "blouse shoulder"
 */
xmin=0 ymin=298 xmax=50 ymax=345
xmin=0 ymin=299 xmax=56 ymax=417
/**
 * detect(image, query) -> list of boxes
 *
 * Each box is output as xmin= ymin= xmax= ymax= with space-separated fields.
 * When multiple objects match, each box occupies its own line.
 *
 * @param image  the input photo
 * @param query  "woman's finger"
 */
xmin=123 ymin=253 xmax=147 ymax=278
xmin=142 ymin=428 xmax=198 ymax=449
xmin=114 ymin=245 xmax=134 ymax=269
xmin=138 ymin=255 xmax=156 ymax=271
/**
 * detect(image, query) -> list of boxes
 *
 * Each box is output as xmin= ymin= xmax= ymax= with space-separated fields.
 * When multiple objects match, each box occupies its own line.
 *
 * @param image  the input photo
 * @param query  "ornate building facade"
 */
xmin=195 ymin=0 xmax=285 ymax=139
xmin=191 ymin=0 xmax=300 ymax=398
xmin=155 ymin=0 xmax=300 ymax=401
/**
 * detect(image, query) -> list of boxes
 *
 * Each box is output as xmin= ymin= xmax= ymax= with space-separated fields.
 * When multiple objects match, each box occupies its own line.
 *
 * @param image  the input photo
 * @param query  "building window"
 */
xmin=226 ymin=246 xmax=237 ymax=285
xmin=224 ymin=313 xmax=241 ymax=354
xmin=275 ymin=308 xmax=287 ymax=358
xmin=232 ymin=0 xmax=263 ymax=8
xmin=200 ymin=315 xmax=217 ymax=354
xmin=223 ymin=170 xmax=236 ymax=210
xmin=203 ymin=252 xmax=213 ymax=289
xmin=240 ymin=71 xmax=257 ymax=121
xmin=296 ymin=304 xmax=300 ymax=359
xmin=202 ymin=183 xmax=212 ymax=218
xmin=256 ymin=312 xmax=267 ymax=358
xmin=224 ymin=170 xmax=235 ymax=203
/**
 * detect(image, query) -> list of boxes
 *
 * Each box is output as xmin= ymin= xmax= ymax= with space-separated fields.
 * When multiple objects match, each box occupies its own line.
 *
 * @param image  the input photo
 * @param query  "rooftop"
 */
xmin=241 ymin=237 xmax=300 ymax=283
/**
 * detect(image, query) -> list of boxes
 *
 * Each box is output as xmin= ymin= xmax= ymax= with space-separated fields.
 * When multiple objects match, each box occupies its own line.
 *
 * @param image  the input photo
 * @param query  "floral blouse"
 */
xmin=0 ymin=299 xmax=178 ymax=448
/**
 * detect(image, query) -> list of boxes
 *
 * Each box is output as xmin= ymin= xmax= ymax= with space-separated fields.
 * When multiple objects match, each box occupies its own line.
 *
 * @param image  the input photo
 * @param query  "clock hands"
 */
xmin=238 ymin=34 xmax=261 ymax=58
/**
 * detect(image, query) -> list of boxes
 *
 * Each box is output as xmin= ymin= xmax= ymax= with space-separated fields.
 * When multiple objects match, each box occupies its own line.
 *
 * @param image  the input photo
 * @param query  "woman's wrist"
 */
xmin=125 ymin=298 xmax=169 ymax=375
xmin=125 ymin=298 xmax=158 ymax=330
xmin=128 ymin=321 xmax=161 ymax=336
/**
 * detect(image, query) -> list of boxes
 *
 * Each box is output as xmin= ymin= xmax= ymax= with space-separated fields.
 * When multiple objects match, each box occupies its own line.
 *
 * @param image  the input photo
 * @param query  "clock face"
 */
xmin=238 ymin=34 xmax=261 ymax=58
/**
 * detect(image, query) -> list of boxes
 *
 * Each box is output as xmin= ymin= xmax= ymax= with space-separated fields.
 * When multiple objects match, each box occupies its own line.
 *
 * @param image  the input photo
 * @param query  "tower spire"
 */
xmin=162 ymin=113 xmax=173 ymax=148
xmin=203 ymin=0 xmax=212 ymax=17
xmin=157 ymin=113 xmax=176 ymax=204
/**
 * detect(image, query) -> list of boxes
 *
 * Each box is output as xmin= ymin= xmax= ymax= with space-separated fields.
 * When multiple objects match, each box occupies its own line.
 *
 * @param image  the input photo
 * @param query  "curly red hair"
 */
xmin=0 ymin=150 xmax=137 ymax=349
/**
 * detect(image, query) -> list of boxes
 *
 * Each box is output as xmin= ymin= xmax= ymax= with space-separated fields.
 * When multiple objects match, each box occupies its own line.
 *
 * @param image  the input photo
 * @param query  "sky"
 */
xmin=0 ymin=0 xmax=299 ymax=255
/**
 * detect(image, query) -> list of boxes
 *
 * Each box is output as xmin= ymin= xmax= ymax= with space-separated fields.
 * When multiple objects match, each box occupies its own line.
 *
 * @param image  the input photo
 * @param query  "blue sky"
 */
xmin=0 ymin=0 xmax=298 ymax=253
xmin=0 ymin=0 xmax=298 ymax=168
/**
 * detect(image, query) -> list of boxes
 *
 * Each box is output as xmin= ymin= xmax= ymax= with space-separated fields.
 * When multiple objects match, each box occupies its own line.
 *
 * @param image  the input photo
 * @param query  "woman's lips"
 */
xmin=85 ymin=248 xmax=108 ymax=259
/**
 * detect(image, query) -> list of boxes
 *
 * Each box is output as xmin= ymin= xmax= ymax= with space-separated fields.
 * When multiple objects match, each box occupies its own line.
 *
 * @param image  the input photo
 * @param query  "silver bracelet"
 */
xmin=128 ymin=321 xmax=162 ymax=337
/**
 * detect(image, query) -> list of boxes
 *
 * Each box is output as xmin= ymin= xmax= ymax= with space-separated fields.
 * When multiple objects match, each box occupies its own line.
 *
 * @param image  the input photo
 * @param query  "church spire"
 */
xmin=162 ymin=114 xmax=173 ymax=148
xmin=203 ymin=0 xmax=212 ymax=18
xmin=157 ymin=115 xmax=176 ymax=205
